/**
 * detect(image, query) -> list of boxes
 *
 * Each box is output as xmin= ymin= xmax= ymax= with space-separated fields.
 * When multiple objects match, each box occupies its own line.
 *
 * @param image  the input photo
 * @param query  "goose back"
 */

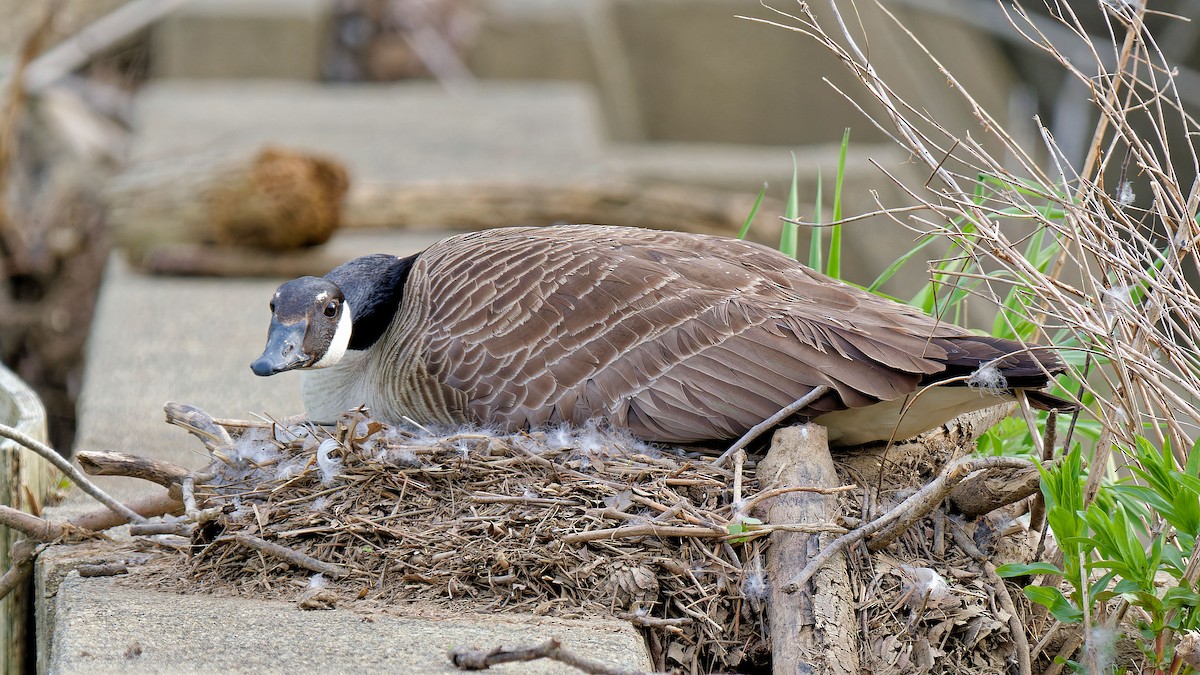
xmin=333 ymin=224 xmax=1055 ymax=444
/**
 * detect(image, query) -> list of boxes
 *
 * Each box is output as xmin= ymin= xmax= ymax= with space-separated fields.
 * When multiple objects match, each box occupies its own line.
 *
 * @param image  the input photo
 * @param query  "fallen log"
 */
xmin=107 ymin=145 xmax=349 ymax=263
xmin=757 ymin=424 xmax=858 ymax=674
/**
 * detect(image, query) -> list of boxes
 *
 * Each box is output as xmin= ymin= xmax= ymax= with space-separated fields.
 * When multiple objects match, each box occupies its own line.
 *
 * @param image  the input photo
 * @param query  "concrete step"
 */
xmin=145 ymin=0 xmax=1017 ymax=147
xmin=38 ymin=546 xmax=649 ymax=674
xmin=152 ymin=0 xmax=333 ymax=80
xmin=125 ymin=80 xmax=611 ymax=186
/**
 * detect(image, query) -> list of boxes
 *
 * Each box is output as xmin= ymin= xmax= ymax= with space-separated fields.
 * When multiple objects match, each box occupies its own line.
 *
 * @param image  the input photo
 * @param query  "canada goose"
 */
xmin=251 ymin=224 xmax=1071 ymax=446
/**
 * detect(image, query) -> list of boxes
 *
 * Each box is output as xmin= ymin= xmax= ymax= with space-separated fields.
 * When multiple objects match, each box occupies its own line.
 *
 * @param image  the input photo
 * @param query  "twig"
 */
xmin=0 ymin=422 xmax=146 ymax=524
xmin=128 ymin=522 xmax=194 ymax=537
xmin=22 ymin=0 xmax=194 ymax=92
xmin=228 ymin=532 xmax=345 ymax=579
xmin=0 ymin=504 xmax=64 ymax=541
xmin=617 ymin=613 xmax=693 ymax=628
xmin=732 ymin=449 xmax=745 ymax=506
xmin=783 ymin=456 xmax=1036 ymax=592
xmin=181 ymin=475 xmax=221 ymax=524
xmin=560 ymin=523 xmax=726 ymax=544
xmin=712 ymin=386 xmax=831 ymax=467
xmin=0 ymin=539 xmax=37 ymax=600
xmin=77 ymin=561 xmax=129 ymax=578
xmin=739 ymin=484 xmax=858 ymax=515
xmin=469 ymin=495 xmax=579 ymax=506
xmin=0 ymin=491 xmax=182 ymax=603
xmin=70 ymin=490 xmax=182 ymax=532
xmin=448 ymin=637 xmax=652 ymax=674
xmin=76 ymin=450 xmax=189 ymax=493
xmin=950 ymin=518 xmax=1032 ymax=675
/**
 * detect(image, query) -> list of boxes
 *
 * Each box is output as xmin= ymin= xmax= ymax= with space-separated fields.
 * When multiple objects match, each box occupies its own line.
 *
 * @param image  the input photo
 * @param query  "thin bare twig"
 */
xmin=951 ymin=519 xmax=1032 ymax=675
xmin=228 ymin=532 xmax=346 ymax=579
xmin=783 ymin=456 xmax=1036 ymax=593
xmin=449 ymin=637 xmax=654 ymax=675
xmin=0 ymin=422 xmax=146 ymax=523
xmin=713 ymin=385 xmax=831 ymax=467
xmin=560 ymin=523 xmax=726 ymax=545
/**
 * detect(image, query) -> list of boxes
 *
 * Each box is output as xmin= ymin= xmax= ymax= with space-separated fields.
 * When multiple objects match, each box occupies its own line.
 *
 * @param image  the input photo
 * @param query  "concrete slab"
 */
xmin=44 ymin=567 xmax=650 ymax=674
xmin=152 ymin=0 xmax=333 ymax=80
xmin=125 ymin=81 xmax=610 ymax=186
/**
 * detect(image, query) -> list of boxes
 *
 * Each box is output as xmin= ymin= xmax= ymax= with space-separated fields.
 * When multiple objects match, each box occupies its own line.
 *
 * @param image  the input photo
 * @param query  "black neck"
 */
xmin=325 ymin=253 xmax=418 ymax=351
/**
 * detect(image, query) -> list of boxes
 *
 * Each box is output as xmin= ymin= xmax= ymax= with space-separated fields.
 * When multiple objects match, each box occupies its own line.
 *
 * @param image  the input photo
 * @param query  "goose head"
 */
xmin=250 ymin=276 xmax=353 ymax=376
xmin=250 ymin=253 xmax=416 ymax=377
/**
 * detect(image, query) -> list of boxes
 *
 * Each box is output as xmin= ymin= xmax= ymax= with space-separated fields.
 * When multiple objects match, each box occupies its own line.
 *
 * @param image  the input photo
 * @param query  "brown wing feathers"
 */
xmin=405 ymin=225 xmax=1064 ymax=443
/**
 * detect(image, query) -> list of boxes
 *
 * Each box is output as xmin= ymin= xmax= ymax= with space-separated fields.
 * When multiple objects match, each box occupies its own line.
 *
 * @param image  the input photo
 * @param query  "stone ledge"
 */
xmin=37 ymin=542 xmax=651 ymax=674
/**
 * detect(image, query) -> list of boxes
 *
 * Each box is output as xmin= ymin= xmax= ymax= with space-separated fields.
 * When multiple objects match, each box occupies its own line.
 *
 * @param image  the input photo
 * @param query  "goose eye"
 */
xmin=323 ymin=301 xmax=338 ymax=318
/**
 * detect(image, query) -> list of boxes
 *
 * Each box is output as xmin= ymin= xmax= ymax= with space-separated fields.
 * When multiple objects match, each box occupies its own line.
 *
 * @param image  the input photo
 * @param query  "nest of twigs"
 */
xmin=94 ymin=401 xmax=1043 ymax=675
xmin=152 ymin=409 xmax=773 ymax=673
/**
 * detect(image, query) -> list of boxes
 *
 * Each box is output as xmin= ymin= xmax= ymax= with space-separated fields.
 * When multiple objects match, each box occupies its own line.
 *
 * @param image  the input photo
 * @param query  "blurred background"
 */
xmin=0 ymin=0 xmax=1198 ymax=454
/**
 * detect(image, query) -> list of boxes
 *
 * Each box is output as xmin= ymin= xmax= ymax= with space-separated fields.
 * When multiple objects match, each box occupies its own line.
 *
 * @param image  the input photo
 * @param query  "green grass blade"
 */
xmin=868 ymin=233 xmax=937 ymax=292
xmin=738 ymin=182 xmax=768 ymax=240
xmin=827 ymin=128 xmax=850 ymax=280
xmin=781 ymin=151 xmax=799 ymax=260
xmin=809 ymin=167 xmax=823 ymax=269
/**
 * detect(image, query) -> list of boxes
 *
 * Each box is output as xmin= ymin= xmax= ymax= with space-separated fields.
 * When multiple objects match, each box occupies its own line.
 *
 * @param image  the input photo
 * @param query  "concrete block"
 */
xmin=152 ymin=0 xmax=333 ymax=80
xmin=608 ymin=0 xmax=1017 ymax=147
xmin=124 ymin=81 xmax=609 ymax=185
xmin=37 ymin=546 xmax=652 ymax=674
xmin=467 ymin=1 xmax=597 ymax=83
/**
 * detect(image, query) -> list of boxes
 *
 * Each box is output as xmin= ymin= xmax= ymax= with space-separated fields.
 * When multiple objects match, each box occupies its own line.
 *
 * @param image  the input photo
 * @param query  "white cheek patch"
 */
xmin=312 ymin=303 xmax=354 ymax=369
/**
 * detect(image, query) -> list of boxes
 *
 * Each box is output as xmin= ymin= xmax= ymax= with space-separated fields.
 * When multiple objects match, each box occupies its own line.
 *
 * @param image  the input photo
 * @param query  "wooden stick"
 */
xmin=22 ymin=0 xmax=195 ymax=93
xmin=70 ymin=491 xmax=182 ymax=533
xmin=713 ymin=386 xmax=831 ymax=467
xmin=0 ymin=491 xmax=184 ymax=603
xmin=128 ymin=522 xmax=194 ymax=537
xmin=228 ymin=533 xmax=345 ymax=579
xmin=740 ymin=484 xmax=857 ymax=515
xmin=163 ymin=401 xmax=234 ymax=453
xmin=757 ymin=424 xmax=859 ymax=674
xmin=947 ymin=463 xmax=1043 ymax=517
xmin=0 ymin=505 xmax=63 ymax=542
xmin=448 ymin=637 xmax=652 ymax=675
xmin=76 ymin=450 xmax=189 ymax=492
xmin=0 ymin=422 xmax=146 ymax=524
xmin=560 ymin=523 xmax=725 ymax=544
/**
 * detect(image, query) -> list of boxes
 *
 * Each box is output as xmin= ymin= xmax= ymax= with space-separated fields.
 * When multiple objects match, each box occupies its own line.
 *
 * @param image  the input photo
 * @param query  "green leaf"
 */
xmin=1164 ymin=586 xmax=1200 ymax=609
xmin=1024 ymin=585 xmax=1084 ymax=624
xmin=727 ymin=517 xmax=763 ymax=544
xmin=781 ymin=152 xmax=800 ymax=260
xmin=809 ymin=167 xmax=823 ymax=270
xmin=996 ymin=562 xmax=1063 ymax=577
xmin=737 ymin=182 xmax=768 ymax=240
xmin=827 ymin=128 xmax=849 ymax=280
